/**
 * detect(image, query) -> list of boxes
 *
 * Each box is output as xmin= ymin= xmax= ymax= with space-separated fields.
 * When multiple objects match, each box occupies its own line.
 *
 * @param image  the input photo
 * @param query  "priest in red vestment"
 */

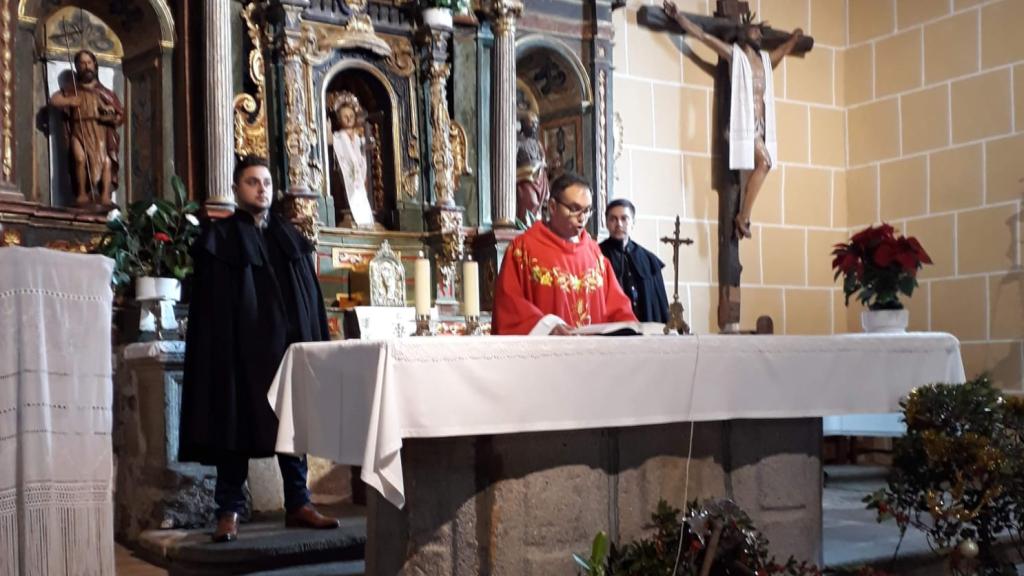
xmin=494 ymin=172 xmax=637 ymax=335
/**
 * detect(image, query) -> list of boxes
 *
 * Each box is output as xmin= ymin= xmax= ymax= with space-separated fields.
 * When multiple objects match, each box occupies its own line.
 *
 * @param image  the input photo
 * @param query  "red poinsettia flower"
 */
xmin=154 ymin=232 xmax=172 ymax=243
xmin=832 ymin=222 xmax=932 ymax=309
xmin=906 ymin=236 xmax=932 ymax=264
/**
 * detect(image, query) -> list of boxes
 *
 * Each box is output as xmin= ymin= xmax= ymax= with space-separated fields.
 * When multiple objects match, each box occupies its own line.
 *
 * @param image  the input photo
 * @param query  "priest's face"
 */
xmin=606 ymin=205 xmax=633 ymax=242
xmin=548 ymin=183 xmax=593 ymax=240
xmin=234 ymin=165 xmax=274 ymax=216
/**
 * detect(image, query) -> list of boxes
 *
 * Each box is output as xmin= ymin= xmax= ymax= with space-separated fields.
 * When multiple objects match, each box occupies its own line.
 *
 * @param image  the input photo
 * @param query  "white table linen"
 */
xmin=0 ymin=247 xmax=115 ymax=575
xmin=269 ymin=333 xmax=965 ymax=509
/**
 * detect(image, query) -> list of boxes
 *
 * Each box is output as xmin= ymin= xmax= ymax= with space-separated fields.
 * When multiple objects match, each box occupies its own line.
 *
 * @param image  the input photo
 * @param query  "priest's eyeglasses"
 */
xmin=554 ymin=197 xmax=593 ymax=220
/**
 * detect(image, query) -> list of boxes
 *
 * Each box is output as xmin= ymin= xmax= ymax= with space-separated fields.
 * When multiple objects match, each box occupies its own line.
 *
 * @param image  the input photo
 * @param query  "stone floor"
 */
xmin=116 ymin=543 xmax=167 ymax=576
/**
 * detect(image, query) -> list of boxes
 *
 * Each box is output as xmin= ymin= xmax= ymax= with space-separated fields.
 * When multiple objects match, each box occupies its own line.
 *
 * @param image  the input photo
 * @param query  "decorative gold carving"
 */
xmin=429 ymin=208 xmax=465 ymax=289
xmin=450 ymin=120 xmax=471 ymax=192
xmin=287 ymin=195 xmax=320 ymax=247
xmin=371 ymin=122 xmax=385 ymax=210
xmin=489 ymin=0 xmax=524 ymax=33
xmin=383 ymin=35 xmax=415 ymax=78
xmin=311 ymin=8 xmax=392 ymax=57
xmin=1 ymin=227 xmax=22 ymax=246
xmin=233 ymin=2 xmax=269 ymax=159
xmin=368 ymin=240 xmax=406 ymax=306
xmin=403 ymin=168 xmax=421 ymax=199
xmin=1 ymin=0 xmax=12 ymax=184
xmin=429 ymin=58 xmax=455 ymax=206
xmin=280 ymin=19 xmax=322 ymax=195
xmin=44 ymin=235 xmax=100 ymax=253
xmin=596 ymin=69 xmax=608 ymax=224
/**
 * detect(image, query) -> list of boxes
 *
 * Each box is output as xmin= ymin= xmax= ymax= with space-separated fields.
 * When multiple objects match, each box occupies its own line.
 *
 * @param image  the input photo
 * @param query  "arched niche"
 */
xmin=320 ymin=60 xmax=402 ymax=231
xmin=18 ymin=0 xmax=175 ymax=207
xmin=515 ymin=35 xmax=593 ymax=179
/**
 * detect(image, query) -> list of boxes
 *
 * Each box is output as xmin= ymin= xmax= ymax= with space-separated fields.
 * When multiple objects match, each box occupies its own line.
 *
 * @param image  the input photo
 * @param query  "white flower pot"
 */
xmin=136 ymin=276 xmax=181 ymax=302
xmin=422 ymin=7 xmax=453 ymax=29
xmin=861 ymin=309 xmax=909 ymax=333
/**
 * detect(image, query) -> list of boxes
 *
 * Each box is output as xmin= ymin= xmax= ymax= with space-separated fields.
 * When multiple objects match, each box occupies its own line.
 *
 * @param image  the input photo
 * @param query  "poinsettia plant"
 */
xmin=94 ymin=175 xmax=201 ymax=292
xmin=832 ymin=223 xmax=932 ymax=310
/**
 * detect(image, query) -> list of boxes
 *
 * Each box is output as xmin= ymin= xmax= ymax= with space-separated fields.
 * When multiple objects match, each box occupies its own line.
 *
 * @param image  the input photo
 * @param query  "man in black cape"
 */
xmin=179 ymin=155 xmax=340 ymax=542
xmin=599 ymin=199 xmax=670 ymax=323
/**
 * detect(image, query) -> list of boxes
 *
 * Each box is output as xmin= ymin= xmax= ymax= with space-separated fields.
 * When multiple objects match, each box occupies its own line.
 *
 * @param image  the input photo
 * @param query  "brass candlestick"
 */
xmin=464 ymin=315 xmax=482 ymax=336
xmin=414 ymin=314 xmax=433 ymax=336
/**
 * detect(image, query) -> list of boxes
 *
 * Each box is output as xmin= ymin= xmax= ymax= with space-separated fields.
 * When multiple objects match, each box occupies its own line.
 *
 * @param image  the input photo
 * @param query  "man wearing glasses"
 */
xmin=493 ymin=173 xmax=637 ymax=335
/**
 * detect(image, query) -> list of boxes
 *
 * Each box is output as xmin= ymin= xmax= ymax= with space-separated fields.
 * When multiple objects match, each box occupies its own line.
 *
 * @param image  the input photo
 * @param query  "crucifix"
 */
xmin=639 ymin=0 xmax=812 ymax=333
xmin=660 ymin=215 xmax=694 ymax=335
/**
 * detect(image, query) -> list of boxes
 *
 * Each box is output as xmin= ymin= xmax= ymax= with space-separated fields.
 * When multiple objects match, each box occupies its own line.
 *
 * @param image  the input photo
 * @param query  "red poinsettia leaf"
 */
xmin=153 ymin=232 xmax=172 ymax=243
xmin=895 ymin=251 xmax=918 ymax=273
xmin=906 ymin=236 xmax=933 ymax=264
xmin=873 ymin=242 xmax=895 ymax=267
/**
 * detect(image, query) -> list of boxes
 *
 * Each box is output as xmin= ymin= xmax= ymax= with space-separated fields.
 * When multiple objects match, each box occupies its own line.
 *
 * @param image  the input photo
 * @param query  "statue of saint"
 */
xmin=328 ymin=92 xmax=375 ymax=228
xmin=48 ymin=49 xmax=124 ymax=208
xmin=663 ymin=1 xmax=802 ymax=239
xmin=515 ymin=111 xmax=550 ymax=226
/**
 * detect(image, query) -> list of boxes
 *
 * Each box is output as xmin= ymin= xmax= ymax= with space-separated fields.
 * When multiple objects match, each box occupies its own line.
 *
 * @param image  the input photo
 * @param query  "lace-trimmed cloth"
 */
xmin=0 ymin=247 xmax=115 ymax=576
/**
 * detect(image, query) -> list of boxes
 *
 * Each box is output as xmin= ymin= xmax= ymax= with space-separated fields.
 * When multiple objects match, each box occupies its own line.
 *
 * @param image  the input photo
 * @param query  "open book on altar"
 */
xmin=570 ymin=322 xmax=666 ymax=336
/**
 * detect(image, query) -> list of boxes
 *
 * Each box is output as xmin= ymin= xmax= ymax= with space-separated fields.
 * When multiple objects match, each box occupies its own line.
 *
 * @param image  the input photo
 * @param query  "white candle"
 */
xmin=463 ymin=259 xmax=480 ymax=317
xmin=415 ymin=253 xmax=431 ymax=316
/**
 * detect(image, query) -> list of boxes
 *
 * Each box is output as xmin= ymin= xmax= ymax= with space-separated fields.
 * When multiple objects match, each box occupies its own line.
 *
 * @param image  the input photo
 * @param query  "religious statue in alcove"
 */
xmin=663 ymin=2 xmax=802 ymax=240
xmin=328 ymin=91 xmax=375 ymax=228
xmin=48 ymin=49 xmax=124 ymax=208
xmin=515 ymin=111 xmax=550 ymax=225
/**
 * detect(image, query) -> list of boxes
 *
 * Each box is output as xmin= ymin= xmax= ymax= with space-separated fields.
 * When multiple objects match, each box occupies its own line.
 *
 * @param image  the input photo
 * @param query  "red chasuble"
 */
xmin=493 ymin=223 xmax=638 ymax=335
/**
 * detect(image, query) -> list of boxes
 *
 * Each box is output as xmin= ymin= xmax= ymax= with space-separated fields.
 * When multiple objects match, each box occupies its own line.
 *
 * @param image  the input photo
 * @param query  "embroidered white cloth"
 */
xmin=729 ymin=44 xmax=778 ymax=170
xmin=268 ymin=333 xmax=965 ymax=509
xmin=0 ymin=247 xmax=115 ymax=575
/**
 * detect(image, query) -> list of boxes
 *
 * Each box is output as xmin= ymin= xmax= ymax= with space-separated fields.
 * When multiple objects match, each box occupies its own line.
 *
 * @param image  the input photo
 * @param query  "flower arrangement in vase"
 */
xmin=831 ymin=223 xmax=932 ymax=332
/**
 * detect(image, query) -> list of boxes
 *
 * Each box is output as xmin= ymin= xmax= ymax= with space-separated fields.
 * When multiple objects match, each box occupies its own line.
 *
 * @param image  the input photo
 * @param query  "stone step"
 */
xmin=134 ymin=505 xmax=366 ymax=576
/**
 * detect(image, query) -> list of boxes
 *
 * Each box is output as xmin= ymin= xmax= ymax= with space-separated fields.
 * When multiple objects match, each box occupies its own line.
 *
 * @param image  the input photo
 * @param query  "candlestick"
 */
xmin=462 ymin=258 xmax=480 ymax=317
xmin=415 ymin=314 xmax=433 ymax=336
xmin=415 ymin=251 xmax=430 ymax=316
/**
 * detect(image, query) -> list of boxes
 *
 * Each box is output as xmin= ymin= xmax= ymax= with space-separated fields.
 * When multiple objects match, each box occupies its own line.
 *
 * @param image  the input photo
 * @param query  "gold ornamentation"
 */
xmin=450 ymin=120 xmax=471 ymax=192
xmin=383 ymin=35 xmax=415 ymax=78
xmin=280 ymin=19 xmax=322 ymax=195
xmin=43 ymin=235 xmax=100 ymax=253
xmin=1 ymin=227 xmax=22 ymax=246
xmin=513 ymin=245 xmax=605 ymax=328
xmin=311 ymin=11 xmax=392 ymax=57
xmin=371 ymin=122 xmax=385 ymax=210
xmin=403 ymin=168 xmax=421 ymax=199
xmin=287 ymin=195 xmax=320 ymax=247
xmin=233 ymin=2 xmax=269 ymax=159
xmin=1 ymin=0 xmax=12 ymax=183
xmin=429 ymin=208 xmax=465 ymax=289
xmin=489 ymin=0 xmax=523 ymax=33
xmin=429 ymin=58 xmax=455 ymax=206
xmin=596 ymin=69 xmax=608 ymax=225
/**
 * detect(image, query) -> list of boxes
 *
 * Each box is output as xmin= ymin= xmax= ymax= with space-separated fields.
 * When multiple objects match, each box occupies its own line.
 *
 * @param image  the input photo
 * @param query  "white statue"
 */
xmin=329 ymin=91 xmax=375 ymax=228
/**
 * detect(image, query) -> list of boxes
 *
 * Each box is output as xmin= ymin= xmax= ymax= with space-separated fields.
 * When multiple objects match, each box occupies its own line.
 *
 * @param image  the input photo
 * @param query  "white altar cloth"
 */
xmin=269 ymin=333 xmax=965 ymax=509
xmin=0 ymin=247 xmax=115 ymax=575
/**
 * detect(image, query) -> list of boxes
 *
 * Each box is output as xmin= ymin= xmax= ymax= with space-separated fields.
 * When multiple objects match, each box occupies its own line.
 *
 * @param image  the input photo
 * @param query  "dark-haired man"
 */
xmin=494 ymin=172 xmax=637 ymax=335
xmin=179 ymin=155 xmax=340 ymax=542
xmin=599 ymin=199 xmax=670 ymax=323
xmin=49 ymin=49 xmax=124 ymax=206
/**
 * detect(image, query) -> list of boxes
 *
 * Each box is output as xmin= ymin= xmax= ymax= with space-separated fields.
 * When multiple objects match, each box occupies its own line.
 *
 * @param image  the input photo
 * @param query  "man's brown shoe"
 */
xmin=285 ymin=504 xmax=341 ymax=529
xmin=212 ymin=512 xmax=239 ymax=543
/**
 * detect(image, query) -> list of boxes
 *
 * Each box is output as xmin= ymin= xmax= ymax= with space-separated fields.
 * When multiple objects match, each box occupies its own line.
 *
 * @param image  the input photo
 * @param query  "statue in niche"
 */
xmin=48 ymin=49 xmax=124 ymax=208
xmin=515 ymin=111 xmax=550 ymax=226
xmin=328 ymin=91 xmax=375 ymax=228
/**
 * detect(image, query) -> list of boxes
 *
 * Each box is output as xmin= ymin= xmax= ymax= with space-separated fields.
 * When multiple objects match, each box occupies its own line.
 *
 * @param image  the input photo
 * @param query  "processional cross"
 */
xmin=660 ymin=216 xmax=694 ymax=335
xmin=638 ymin=0 xmax=813 ymax=333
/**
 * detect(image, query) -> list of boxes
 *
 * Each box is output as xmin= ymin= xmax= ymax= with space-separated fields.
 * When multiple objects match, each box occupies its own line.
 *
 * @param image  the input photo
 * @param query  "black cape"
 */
xmin=599 ymin=237 xmax=670 ymax=323
xmin=179 ymin=211 xmax=329 ymax=464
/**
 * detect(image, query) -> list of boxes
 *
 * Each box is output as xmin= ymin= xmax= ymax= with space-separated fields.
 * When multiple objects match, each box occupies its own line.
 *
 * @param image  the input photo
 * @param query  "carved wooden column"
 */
xmin=488 ymin=0 xmax=522 ymax=228
xmin=277 ymin=7 xmax=321 ymax=245
xmin=203 ymin=0 xmax=236 ymax=214
xmin=0 ymin=0 xmax=18 ymax=199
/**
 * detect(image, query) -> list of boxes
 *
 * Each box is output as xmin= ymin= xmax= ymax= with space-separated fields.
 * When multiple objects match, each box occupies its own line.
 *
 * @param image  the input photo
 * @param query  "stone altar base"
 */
xmin=367 ymin=418 xmax=822 ymax=575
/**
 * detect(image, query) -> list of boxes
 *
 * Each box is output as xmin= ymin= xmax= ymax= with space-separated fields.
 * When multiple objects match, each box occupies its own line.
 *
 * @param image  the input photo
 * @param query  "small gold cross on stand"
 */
xmin=660 ymin=215 xmax=695 ymax=335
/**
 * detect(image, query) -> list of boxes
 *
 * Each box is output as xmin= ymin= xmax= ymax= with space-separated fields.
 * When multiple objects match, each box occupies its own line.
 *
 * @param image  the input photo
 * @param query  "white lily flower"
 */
xmin=145 ymin=204 xmax=158 ymax=218
xmin=106 ymin=209 xmax=121 ymax=222
xmin=185 ymin=214 xmax=200 ymax=226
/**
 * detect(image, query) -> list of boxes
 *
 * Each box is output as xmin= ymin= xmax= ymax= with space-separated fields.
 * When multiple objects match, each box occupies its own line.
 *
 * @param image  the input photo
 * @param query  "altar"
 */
xmin=269 ymin=333 xmax=965 ymax=574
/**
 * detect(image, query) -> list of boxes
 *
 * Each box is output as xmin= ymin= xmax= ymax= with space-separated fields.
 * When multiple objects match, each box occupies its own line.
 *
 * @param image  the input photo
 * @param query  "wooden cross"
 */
xmin=638 ymin=0 xmax=813 ymax=333
xmin=660 ymin=215 xmax=694 ymax=335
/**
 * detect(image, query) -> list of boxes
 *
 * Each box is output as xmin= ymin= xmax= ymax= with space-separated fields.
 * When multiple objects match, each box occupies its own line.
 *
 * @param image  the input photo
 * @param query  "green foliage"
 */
xmin=576 ymin=499 xmax=840 ymax=576
xmin=864 ymin=375 xmax=1024 ymax=575
xmin=93 ymin=175 xmax=201 ymax=292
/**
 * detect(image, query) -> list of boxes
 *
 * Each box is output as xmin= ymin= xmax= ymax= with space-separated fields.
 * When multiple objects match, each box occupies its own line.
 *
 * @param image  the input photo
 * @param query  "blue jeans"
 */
xmin=214 ymin=453 xmax=311 ymax=516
